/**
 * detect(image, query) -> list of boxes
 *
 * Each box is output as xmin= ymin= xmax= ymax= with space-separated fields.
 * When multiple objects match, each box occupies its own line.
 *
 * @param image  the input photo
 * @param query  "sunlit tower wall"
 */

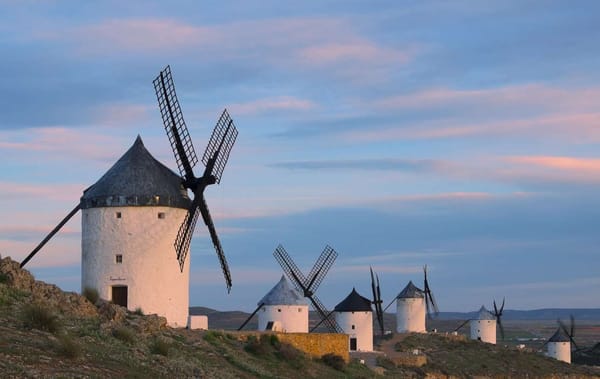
xmin=80 ymin=137 xmax=192 ymax=327
xmin=334 ymin=288 xmax=373 ymax=351
xmin=547 ymin=328 xmax=571 ymax=364
xmin=395 ymin=281 xmax=426 ymax=333
xmin=469 ymin=306 xmax=497 ymax=344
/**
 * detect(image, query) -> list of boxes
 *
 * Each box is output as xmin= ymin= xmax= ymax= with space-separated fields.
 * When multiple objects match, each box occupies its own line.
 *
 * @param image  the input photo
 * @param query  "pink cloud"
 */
xmin=343 ymin=112 xmax=600 ymax=142
xmin=507 ymin=156 xmax=600 ymax=172
xmin=0 ymin=181 xmax=85 ymax=202
xmin=299 ymin=41 xmax=412 ymax=66
xmin=230 ymin=96 xmax=316 ymax=116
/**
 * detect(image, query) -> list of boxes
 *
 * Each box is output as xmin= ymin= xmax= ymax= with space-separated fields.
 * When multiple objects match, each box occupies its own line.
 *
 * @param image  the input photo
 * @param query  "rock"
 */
xmin=130 ymin=314 xmax=167 ymax=334
xmin=98 ymin=301 xmax=127 ymax=323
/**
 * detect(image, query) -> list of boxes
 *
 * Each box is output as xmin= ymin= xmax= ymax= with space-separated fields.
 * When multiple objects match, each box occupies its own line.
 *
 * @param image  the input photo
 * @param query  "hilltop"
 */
xmin=2 ymin=255 xmax=600 ymax=378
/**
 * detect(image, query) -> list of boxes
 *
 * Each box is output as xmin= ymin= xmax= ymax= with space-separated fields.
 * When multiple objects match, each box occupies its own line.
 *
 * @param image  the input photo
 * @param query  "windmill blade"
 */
xmin=370 ymin=267 xmax=385 ymax=335
xmin=453 ymin=318 xmax=472 ymax=332
xmin=497 ymin=316 xmax=505 ymax=340
xmin=493 ymin=298 xmax=505 ymax=340
xmin=375 ymin=273 xmax=385 ymax=334
xmin=559 ymin=317 xmax=579 ymax=350
xmin=273 ymin=245 xmax=307 ymax=292
xmin=198 ymin=195 xmax=232 ymax=293
xmin=153 ymin=65 xmax=198 ymax=182
xmin=383 ymin=297 xmax=396 ymax=313
xmin=238 ymin=303 xmax=264 ymax=331
xmin=304 ymin=245 xmax=337 ymax=293
xmin=423 ymin=265 xmax=439 ymax=316
xmin=20 ymin=204 xmax=81 ymax=268
xmin=310 ymin=308 xmax=336 ymax=332
xmin=202 ymin=109 xmax=238 ymax=184
xmin=308 ymin=293 xmax=343 ymax=333
xmin=174 ymin=200 xmax=201 ymax=272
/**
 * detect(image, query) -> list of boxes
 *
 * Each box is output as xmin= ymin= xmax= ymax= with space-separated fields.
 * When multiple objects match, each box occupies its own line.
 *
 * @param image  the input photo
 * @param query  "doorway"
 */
xmin=350 ymin=337 xmax=357 ymax=351
xmin=112 ymin=286 xmax=128 ymax=307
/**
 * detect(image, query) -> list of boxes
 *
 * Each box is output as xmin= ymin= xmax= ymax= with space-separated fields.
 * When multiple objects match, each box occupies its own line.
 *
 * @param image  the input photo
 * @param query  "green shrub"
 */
xmin=150 ymin=338 xmax=170 ymax=356
xmin=376 ymin=356 xmax=396 ymax=370
xmin=112 ymin=326 xmax=136 ymax=344
xmin=56 ymin=334 xmax=81 ymax=359
xmin=203 ymin=330 xmax=224 ymax=344
xmin=244 ymin=334 xmax=273 ymax=356
xmin=22 ymin=303 xmax=60 ymax=333
xmin=82 ymin=287 xmax=99 ymax=305
xmin=321 ymin=353 xmax=345 ymax=371
xmin=0 ymin=272 xmax=8 ymax=284
xmin=134 ymin=307 xmax=144 ymax=315
xmin=276 ymin=343 xmax=304 ymax=368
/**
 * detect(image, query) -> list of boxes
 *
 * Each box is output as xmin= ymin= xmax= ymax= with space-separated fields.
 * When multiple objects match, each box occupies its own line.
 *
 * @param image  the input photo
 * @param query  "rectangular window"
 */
xmin=158 ymin=212 xmax=165 ymax=219
xmin=115 ymin=254 xmax=123 ymax=264
xmin=116 ymin=212 xmax=122 ymax=219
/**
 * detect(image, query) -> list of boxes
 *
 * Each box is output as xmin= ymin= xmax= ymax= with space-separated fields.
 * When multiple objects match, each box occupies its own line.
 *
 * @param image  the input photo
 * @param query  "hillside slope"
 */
xmin=2 ymin=256 xmax=599 ymax=378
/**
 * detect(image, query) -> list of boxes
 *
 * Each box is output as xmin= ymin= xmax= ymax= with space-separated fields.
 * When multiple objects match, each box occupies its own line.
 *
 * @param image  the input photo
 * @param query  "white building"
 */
xmin=546 ymin=327 xmax=571 ymax=364
xmin=395 ymin=281 xmax=426 ymax=333
xmin=257 ymin=275 xmax=308 ymax=333
xmin=470 ymin=306 xmax=497 ymax=344
xmin=81 ymin=136 xmax=191 ymax=327
xmin=334 ymin=288 xmax=373 ymax=351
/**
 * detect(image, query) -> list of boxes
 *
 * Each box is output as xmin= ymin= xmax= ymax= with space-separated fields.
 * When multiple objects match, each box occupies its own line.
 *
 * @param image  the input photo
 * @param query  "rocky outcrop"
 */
xmin=0 ymin=256 xmax=97 ymax=317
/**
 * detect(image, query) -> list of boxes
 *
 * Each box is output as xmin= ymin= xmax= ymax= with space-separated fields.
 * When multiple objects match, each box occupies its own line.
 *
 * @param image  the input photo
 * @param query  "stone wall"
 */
xmin=277 ymin=333 xmax=349 ymax=362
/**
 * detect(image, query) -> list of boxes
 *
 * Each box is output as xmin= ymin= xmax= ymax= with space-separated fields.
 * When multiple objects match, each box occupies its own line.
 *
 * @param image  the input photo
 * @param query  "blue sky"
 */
xmin=1 ymin=1 xmax=600 ymax=312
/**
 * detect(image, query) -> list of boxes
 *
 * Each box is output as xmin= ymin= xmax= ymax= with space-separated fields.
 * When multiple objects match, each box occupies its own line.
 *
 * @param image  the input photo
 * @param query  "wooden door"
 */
xmin=112 ymin=286 xmax=128 ymax=307
xmin=350 ymin=337 xmax=357 ymax=351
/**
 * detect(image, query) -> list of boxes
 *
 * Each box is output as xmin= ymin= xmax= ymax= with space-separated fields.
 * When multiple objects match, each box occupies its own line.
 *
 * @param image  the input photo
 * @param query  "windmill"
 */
xmin=370 ymin=267 xmax=385 ymax=335
xmin=273 ymin=244 xmax=343 ymax=333
xmin=544 ymin=316 xmax=577 ymax=363
xmin=153 ymin=65 xmax=238 ymax=292
xmin=493 ymin=297 xmax=505 ymax=341
xmin=423 ymin=265 xmax=439 ymax=318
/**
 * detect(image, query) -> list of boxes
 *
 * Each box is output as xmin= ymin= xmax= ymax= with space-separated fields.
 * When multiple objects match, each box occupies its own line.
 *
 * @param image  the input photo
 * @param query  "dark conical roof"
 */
xmin=258 ymin=276 xmax=307 ymax=306
xmin=548 ymin=327 xmax=571 ymax=343
xmin=81 ymin=136 xmax=191 ymax=209
xmin=395 ymin=280 xmax=425 ymax=299
xmin=476 ymin=305 xmax=495 ymax=320
xmin=334 ymin=288 xmax=372 ymax=312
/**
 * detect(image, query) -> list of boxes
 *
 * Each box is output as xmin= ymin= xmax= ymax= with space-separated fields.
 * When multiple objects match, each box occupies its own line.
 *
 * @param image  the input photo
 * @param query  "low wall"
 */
xmin=278 ymin=333 xmax=349 ymax=362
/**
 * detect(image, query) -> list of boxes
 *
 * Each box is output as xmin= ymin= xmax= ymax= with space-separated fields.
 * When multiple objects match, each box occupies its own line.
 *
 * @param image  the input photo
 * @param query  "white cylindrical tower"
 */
xmin=81 ymin=136 xmax=192 ymax=327
xmin=547 ymin=328 xmax=571 ymax=364
xmin=257 ymin=275 xmax=308 ymax=333
xmin=469 ymin=306 xmax=497 ymax=344
xmin=334 ymin=288 xmax=373 ymax=351
xmin=396 ymin=281 xmax=426 ymax=333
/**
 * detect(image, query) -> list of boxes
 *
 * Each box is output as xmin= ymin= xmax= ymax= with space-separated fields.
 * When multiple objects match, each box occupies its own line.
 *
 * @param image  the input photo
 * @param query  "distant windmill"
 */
xmin=370 ymin=267 xmax=385 ymax=335
xmin=382 ymin=264 xmax=439 ymax=333
xmin=273 ymin=244 xmax=343 ymax=333
xmin=153 ymin=65 xmax=238 ymax=292
xmin=453 ymin=298 xmax=504 ymax=344
xmin=545 ymin=315 xmax=577 ymax=364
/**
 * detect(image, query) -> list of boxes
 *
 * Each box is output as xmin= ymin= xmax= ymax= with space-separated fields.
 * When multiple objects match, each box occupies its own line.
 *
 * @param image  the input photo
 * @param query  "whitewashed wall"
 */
xmin=470 ymin=319 xmax=497 ymax=344
xmin=258 ymin=304 xmax=309 ymax=333
xmin=81 ymin=206 xmax=189 ymax=327
xmin=396 ymin=297 xmax=426 ymax=333
xmin=547 ymin=341 xmax=571 ymax=364
xmin=335 ymin=311 xmax=373 ymax=351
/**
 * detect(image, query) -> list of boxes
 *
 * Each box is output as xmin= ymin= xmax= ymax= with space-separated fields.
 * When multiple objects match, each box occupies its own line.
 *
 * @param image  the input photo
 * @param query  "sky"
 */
xmin=1 ymin=1 xmax=600 ymax=313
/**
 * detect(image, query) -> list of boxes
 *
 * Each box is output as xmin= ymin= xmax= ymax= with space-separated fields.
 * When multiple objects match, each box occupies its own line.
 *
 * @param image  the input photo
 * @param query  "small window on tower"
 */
xmin=298 ymin=308 xmax=302 ymax=312
xmin=277 ymin=308 xmax=281 ymax=312
xmin=115 ymin=254 xmax=123 ymax=264
xmin=116 ymin=212 xmax=122 ymax=219
xmin=158 ymin=212 xmax=165 ymax=219
xmin=351 ymin=325 xmax=355 ymax=330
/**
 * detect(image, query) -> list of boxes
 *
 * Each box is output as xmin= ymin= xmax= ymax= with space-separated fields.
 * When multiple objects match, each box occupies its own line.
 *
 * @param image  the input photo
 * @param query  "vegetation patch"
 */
xmin=55 ymin=334 xmax=81 ymax=359
xmin=21 ymin=303 xmax=60 ymax=333
xmin=0 ymin=272 xmax=8 ymax=284
xmin=321 ymin=353 xmax=346 ymax=371
xmin=150 ymin=338 xmax=170 ymax=356
xmin=134 ymin=307 xmax=144 ymax=316
xmin=82 ymin=287 xmax=99 ymax=305
xmin=112 ymin=326 xmax=136 ymax=344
